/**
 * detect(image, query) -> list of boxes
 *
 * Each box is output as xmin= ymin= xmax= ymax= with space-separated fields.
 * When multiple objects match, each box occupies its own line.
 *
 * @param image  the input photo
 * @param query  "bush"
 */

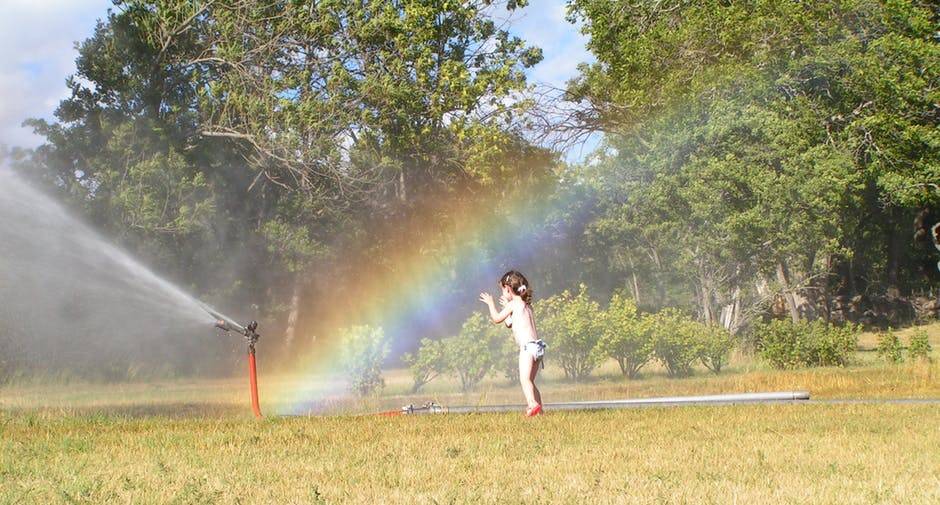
xmin=444 ymin=313 xmax=503 ymax=392
xmin=756 ymin=319 xmax=858 ymax=369
xmin=595 ymin=294 xmax=652 ymax=378
xmin=647 ymin=309 xmax=702 ymax=377
xmin=498 ymin=336 xmax=521 ymax=383
xmin=908 ymin=329 xmax=933 ymax=362
xmin=337 ymin=325 xmax=390 ymax=396
xmin=876 ymin=329 xmax=904 ymax=364
xmin=402 ymin=338 xmax=448 ymax=393
xmin=698 ymin=323 xmax=734 ymax=374
xmin=536 ymin=284 xmax=603 ymax=381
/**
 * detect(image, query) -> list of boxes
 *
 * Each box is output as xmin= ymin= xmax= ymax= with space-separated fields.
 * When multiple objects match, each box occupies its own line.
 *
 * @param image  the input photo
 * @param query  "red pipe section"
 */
xmin=248 ymin=349 xmax=262 ymax=418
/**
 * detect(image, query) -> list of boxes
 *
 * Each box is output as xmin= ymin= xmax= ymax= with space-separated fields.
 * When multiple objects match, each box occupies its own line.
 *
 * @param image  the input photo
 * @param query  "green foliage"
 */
xmin=95 ymin=121 xmax=215 ymax=241
xmin=443 ymin=313 xmax=503 ymax=392
xmin=536 ymin=284 xmax=604 ymax=381
xmin=595 ymin=294 xmax=651 ymax=378
xmin=698 ymin=324 xmax=735 ymax=374
xmin=402 ymin=338 xmax=448 ymax=393
xmin=127 ymin=0 xmax=545 ymax=194
xmin=13 ymin=0 xmax=552 ymax=379
xmin=907 ymin=329 xmax=933 ymax=363
xmin=569 ymin=0 xmax=939 ymax=329
xmin=337 ymin=325 xmax=390 ymax=396
xmin=646 ymin=309 xmax=702 ymax=378
xmin=756 ymin=320 xmax=859 ymax=369
xmin=876 ymin=329 xmax=904 ymax=364
xmin=497 ymin=336 xmax=522 ymax=384
xmin=260 ymin=218 xmax=324 ymax=273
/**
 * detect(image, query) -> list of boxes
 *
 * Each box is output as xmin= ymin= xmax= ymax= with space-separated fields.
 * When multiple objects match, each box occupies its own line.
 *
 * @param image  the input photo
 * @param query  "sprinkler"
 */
xmin=205 ymin=306 xmax=263 ymax=418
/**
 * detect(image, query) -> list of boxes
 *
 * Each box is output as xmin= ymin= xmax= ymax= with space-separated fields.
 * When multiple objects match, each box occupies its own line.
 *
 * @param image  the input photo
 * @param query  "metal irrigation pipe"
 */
xmin=384 ymin=391 xmax=812 ymax=416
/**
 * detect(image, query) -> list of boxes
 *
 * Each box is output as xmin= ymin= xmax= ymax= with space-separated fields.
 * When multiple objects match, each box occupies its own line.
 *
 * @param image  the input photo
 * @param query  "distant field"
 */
xmin=1 ymin=322 xmax=938 ymax=503
xmin=3 ymin=322 xmax=938 ymax=415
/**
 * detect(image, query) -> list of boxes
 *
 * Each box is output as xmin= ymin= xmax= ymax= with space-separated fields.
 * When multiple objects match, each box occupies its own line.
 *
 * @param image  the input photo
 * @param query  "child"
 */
xmin=479 ymin=270 xmax=546 ymax=416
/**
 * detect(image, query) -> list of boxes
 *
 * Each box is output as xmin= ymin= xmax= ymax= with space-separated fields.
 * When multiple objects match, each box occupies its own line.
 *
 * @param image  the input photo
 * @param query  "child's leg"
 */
xmin=529 ymin=360 xmax=541 ymax=406
xmin=518 ymin=350 xmax=538 ymax=408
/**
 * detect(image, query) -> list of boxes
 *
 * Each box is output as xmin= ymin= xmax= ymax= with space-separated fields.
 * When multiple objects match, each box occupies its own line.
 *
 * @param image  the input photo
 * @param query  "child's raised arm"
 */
xmin=479 ymin=292 xmax=512 ymax=324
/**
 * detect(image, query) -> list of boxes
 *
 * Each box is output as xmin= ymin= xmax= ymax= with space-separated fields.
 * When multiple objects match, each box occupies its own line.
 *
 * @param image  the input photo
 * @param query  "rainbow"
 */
xmin=268 ymin=180 xmax=587 ymax=414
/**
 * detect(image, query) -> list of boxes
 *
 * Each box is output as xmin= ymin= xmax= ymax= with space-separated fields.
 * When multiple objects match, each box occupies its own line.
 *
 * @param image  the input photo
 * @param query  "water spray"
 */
xmin=203 ymin=305 xmax=263 ymax=418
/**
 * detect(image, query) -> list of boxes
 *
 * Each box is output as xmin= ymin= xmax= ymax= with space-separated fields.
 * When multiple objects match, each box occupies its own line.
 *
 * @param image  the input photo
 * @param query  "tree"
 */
xmin=698 ymin=323 xmax=735 ymax=374
xmin=128 ymin=0 xmax=544 ymax=200
xmin=536 ymin=284 xmax=603 ymax=380
xmin=497 ymin=335 xmax=522 ymax=384
xmin=907 ymin=330 xmax=933 ymax=363
xmin=337 ymin=325 xmax=390 ymax=396
xmin=403 ymin=337 xmax=448 ymax=393
xmin=595 ymin=293 xmax=651 ymax=378
xmin=876 ymin=329 xmax=904 ymax=364
xmin=18 ymin=0 xmax=554 ymax=368
xmin=444 ymin=313 xmax=503 ymax=392
xmin=647 ymin=309 xmax=702 ymax=378
xmin=565 ymin=0 xmax=939 ymax=327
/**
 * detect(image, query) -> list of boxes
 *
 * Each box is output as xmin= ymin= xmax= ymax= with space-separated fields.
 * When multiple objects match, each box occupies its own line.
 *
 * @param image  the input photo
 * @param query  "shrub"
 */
xmin=402 ymin=338 xmax=448 ymax=393
xmin=536 ymin=284 xmax=603 ymax=381
xmin=647 ymin=309 xmax=702 ymax=377
xmin=908 ymin=329 xmax=933 ymax=362
xmin=336 ymin=325 xmax=390 ymax=396
xmin=698 ymin=323 xmax=734 ymax=374
xmin=444 ymin=313 xmax=503 ymax=392
xmin=595 ymin=294 xmax=652 ymax=378
xmin=498 ymin=337 xmax=521 ymax=383
xmin=876 ymin=329 xmax=904 ymax=364
xmin=756 ymin=319 xmax=858 ymax=369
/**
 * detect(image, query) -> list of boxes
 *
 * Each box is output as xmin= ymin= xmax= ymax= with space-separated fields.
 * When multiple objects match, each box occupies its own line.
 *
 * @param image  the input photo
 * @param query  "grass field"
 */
xmin=2 ymin=323 xmax=939 ymax=503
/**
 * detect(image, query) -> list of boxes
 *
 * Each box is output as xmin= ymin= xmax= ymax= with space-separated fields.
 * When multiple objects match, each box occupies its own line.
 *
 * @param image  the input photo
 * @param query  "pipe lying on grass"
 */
xmin=379 ymin=391 xmax=812 ymax=416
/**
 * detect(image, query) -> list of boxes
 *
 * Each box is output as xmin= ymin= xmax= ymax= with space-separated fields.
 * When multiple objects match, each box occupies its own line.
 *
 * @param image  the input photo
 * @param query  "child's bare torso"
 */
xmin=506 ymin=299 xmax=538 ymax=347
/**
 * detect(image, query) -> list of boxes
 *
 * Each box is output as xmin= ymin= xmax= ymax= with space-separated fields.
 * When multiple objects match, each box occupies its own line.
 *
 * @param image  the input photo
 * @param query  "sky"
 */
xmin=0 ymin=0 xmax=595 ymax=156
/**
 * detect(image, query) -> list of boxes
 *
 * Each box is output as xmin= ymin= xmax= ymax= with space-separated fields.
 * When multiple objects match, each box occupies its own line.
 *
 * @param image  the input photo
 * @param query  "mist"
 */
xmin=0 ymin=169 xmax=236 ymax=381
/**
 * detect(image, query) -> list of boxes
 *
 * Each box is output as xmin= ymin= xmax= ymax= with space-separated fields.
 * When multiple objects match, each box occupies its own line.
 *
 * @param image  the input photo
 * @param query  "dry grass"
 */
xmin=2 ymin=358 xmax=938 ymax=417
xmin=2 ymin=403 xmax=939 ymax=504
xmin=2 ymin=322 xmax=938 ymax=503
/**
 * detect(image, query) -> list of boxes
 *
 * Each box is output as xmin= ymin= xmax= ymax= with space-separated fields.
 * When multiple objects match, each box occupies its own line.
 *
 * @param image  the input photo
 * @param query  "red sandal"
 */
xmin=525 ymin=404 xmax=543 ymax=417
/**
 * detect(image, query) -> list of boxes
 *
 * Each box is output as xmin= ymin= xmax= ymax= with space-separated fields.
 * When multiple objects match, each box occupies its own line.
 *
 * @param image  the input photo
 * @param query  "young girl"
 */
xmin=479 ymin=270 xmax=546 ymax=416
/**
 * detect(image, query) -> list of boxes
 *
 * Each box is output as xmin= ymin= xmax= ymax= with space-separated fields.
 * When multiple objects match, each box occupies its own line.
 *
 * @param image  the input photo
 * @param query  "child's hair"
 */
xmin=500 ymin=270 xmax=532 ymax=304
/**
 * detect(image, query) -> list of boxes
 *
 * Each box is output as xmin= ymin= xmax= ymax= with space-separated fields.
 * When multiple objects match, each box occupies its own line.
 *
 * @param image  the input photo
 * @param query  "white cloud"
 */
xmin=0 ymin=0 xmax=113 ymax=148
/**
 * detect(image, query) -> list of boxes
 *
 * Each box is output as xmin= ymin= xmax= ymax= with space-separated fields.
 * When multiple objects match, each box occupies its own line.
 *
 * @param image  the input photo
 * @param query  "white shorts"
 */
xmin=521 ymin=340 xmax=546 ymax=361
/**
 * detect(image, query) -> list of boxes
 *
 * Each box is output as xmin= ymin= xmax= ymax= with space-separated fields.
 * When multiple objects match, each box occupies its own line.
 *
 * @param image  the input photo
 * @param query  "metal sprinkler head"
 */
xmin=243 ymin=321 xmax=260 ymax=353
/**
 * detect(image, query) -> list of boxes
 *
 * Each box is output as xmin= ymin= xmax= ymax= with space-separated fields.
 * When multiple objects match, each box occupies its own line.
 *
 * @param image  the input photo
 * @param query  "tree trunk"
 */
xmin=283 ymin=275 xmax=304 ymax=348
xmin=776 ymin=261 xmax=802 ymax=323
xmin=720 ymin=285 xmax=743 ymax=334
xmin=698 ymin=264 xmax=715 ymax=325
xmin=847 ymin=257 xmax=857 ymax=296
xmin=821 ymin=254 xmax=832 ymax=322
xmin=885 ymin=208 xmax=901 ymax=297
xmin=398 ymin=169 xmax=407 ymax=203
xmin=629 ymin=256 xmax=641 ymax=305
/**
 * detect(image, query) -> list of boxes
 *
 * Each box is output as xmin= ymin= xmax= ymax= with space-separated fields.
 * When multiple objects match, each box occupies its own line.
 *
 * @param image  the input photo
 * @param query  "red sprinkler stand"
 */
xmin=248 ymin=347 xmax=261 ymax=418
xmin=209 ymin=313 xmax=263 ymax=418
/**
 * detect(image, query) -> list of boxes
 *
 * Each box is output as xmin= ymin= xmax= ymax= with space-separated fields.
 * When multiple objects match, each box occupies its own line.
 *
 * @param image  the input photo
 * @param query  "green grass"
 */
xmin=1 ymin=321 xmax=938 ymax=503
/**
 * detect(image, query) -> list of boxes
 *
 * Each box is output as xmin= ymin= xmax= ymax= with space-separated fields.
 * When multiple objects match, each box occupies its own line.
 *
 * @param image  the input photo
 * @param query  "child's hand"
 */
xmin=479 ymin=292 xmax=494 ymax=306
xmin=499 ymin=292 xmax=509 ymax=308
